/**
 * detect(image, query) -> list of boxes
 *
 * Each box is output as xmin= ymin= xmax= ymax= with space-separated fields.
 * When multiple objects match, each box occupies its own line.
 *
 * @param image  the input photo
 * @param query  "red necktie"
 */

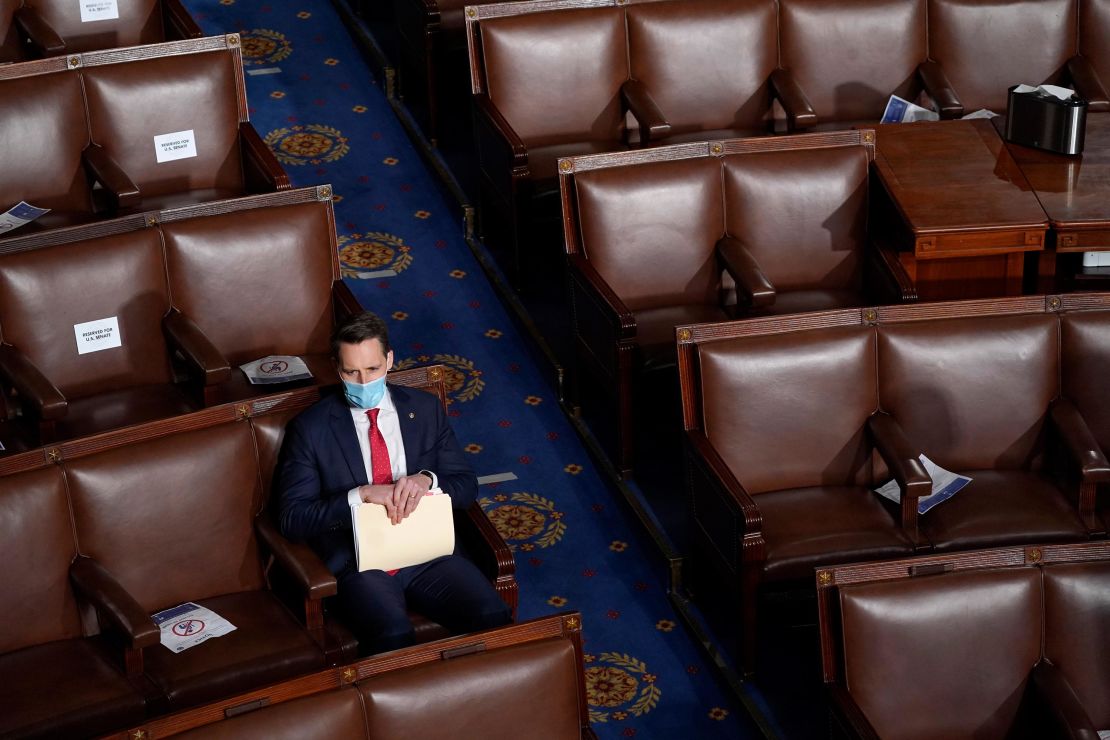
xmin=366 ymin=408 xmax=393 ymax=485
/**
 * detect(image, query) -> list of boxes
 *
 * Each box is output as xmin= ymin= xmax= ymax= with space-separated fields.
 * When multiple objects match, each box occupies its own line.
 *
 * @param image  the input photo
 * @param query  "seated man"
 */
xmin=277 ymin=311 xmax=511 ymax=653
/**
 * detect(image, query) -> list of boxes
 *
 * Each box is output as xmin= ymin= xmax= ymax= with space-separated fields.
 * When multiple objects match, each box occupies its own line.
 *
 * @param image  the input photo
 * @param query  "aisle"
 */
xmin=181 ymin=2 xmax=763 ymax=737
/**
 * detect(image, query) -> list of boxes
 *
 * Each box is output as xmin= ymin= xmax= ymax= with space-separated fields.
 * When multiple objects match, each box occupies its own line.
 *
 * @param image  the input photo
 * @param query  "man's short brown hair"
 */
xmin=330 ymin=311 xmax=391 ymax=360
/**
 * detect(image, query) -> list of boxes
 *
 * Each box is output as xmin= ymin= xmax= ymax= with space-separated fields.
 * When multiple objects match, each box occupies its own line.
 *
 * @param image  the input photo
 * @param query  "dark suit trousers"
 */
xmin=336 ymin=554 xmax=511 ymax=654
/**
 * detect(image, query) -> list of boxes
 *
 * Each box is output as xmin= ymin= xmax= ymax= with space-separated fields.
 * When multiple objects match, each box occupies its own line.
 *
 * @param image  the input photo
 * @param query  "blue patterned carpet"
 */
xmin=181 ymin=2 xmax=764 ymax=737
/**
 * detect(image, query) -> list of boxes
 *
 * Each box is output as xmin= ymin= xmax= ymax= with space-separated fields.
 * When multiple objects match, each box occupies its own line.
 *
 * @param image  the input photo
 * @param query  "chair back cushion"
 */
xmin=575 ymin=156 xmax=723 ymax=310
xmin=1043 ymin=561 xmax=1110 ymax=728
xmin=0 ymin=0 xmax=21 ymax=62
xmin=0 ymin=229 xmax=174 ymax=397
xmin=23 ymin=0 xmax=164 ymax=52
xmin=251 ymin=406 xmax=304 ymax=505
xmin=1082 ymin=0 xmax=1110 ymax=102
xmin=839 ymin=568 xmax=1042 ymax=739
xmin=0 ymin=72 xmax=92 ymax=212
xmin=0 ymin=467 xmax=82 ymax=654
xmin=927 ymin=0 xmax=1076 ymax=113
xmin=877 ymin=314 xmax=1058 ymax=471
xmin=480 ymin=6 xmax=626 ymax=146
xmin=698 ymin=325 xmax=877 ymax=493
xmin=723 ymin=145 xmax=868 ymax=292
xmin=1061 ymin=310 xmax=1110 ymax=454
xmin=163 ymin=201 xmax=335 ymax=365
xmin=359 ymin=638 xmax=581 ymax=740
xmin=174 ymin=687 xmax=368 ymax=740
xmin=779 ymin=0 xmax=926 ymax=122
xmin=82 ymin=50 xmax=244 ymax=198
xmin=626 ymin=0 xmax=776 ymax=135
xmin=65 ymin=422 xmax=265 ymax=611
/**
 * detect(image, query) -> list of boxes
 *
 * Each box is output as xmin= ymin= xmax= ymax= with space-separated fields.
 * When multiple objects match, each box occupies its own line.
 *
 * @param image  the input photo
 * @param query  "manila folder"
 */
xmin=353 ymin=493 xmax=455 ymax=572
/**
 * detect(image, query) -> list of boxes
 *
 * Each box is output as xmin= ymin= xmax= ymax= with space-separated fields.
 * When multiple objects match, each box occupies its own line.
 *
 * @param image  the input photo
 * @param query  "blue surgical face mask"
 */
xmin=343 ymin=375 xmax=387 ymax=409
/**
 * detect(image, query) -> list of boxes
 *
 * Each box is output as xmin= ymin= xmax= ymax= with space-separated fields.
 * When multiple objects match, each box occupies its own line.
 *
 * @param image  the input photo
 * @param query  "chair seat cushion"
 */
xmin=646 ymin=126 xmax=769 ymax=146
xmin=58 ymin=384 xmax=197 ymax=441
xmin=0 ymin=638 xmax=146 ymax=739
xmin=0 ymin=210 xmax=99 ymax=241
xmin=755 ymin=289 xmax=866 ymax=316
xmin=634 ymin=304 xmax=732 ymax=372
xmin=119 ymin=187 xmax=248 ymax=215
xmin=922 ymin=470 xmax=1088 ymax=552
xmin=756 ymin=485 xmax=915 ymax=582
xmin=202 ymin=352 xmax=337 ymax=407
xmin=143 ymin=591 xmax=326 ymax=711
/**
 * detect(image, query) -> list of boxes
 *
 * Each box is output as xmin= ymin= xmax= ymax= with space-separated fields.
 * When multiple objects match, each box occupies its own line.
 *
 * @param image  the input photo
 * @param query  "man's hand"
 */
xmin=358 ymin=475 xmax=431 ymax=525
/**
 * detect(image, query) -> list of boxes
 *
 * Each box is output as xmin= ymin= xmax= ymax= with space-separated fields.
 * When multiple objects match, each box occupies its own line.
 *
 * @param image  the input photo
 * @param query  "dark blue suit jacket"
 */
xmin=276 ymin=386 xmax=478 ymax=577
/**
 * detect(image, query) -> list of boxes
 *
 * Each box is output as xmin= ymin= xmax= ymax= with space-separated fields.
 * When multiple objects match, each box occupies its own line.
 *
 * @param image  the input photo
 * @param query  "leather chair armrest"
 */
xmin=568 ymin=253 xmax=635 ymax=341
xmin=826 ymin=685 xmax=882 ymax=740
xmin=621 ymin=79 xmax=671 ymax=145
xmin=1030 ymin=660 xmax=1100 ymax=740
xmin=0 ymin=344 xmax=67 ymax=420
xmin=163 ymin=309 xmax=231 ymax=387
xmin=473 ymin=94 xmax=529 ymax=203
xmin=1050 ymin=398 xmax=1110 ymax=483
xmin=917 ymin=61 xmax=963 ymax=119
xmin=70 ymin=557 xmax=159 ymax=650
xmin=240 ymin=122 xmax=290 ymax=192
xmin=687 ymin=431 xmax=763 ymax=536
xmin=256 ymin=516 xmax=337 ymax=600
xmin=770 ymin=68 xmax=817 ymax=130
xmin=717 ymin=236 xmax=775 ymax=309
xmin=162 ymin=0 xmax=204 ymax=39
xmin=13 ymin=7 xmax=65 ymax=56
xmin=1068 ymin=55 xmax=1110 ymax=113
xmin=332 ymin=280 xmax=363 ymax=324
xmin=867 ymin=237 xmax=918 ymax=303
xmin=868 ymin=412 xmax=931 ymax=547
xmin=83 ymin=144 xmax=141 ymax=211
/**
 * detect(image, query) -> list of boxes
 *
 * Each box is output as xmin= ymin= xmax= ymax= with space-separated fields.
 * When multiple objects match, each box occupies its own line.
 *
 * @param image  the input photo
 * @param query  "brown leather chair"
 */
xmin=81 ymin=35 xmax=287 ymax=213
xmin=14 ymin=0 xmax=201 ymax=57
xmin=467 ymin=1 xmax=632 ymax=286
xmin=0 ymin=466 xmax=155 ymax=738
xmin=0 ymin=63 xmax=104 ymax=232
xmin=0 ymin=228 xmax=197 ymax=443
xmin=0 ymin=0 xmax=21 ymax=62
xmin=1061 ymin=307 xmax=1110 ymax=531
xmin=1080 ymin=0 xmax=1110 ymax=110
xmin=66 ymin=420 xmax=336 ymax=712
xmin=562 ymin=131 xmax=913 ymax=473
xmin=623 ymin=0 xmax=777 ymax=144
xmin=161 ymin=195 xmax=357 ymax=406
xmin=1043 ymin=560 xmax=1110 ymax=734
xmin=826 ymin=562 xmax=1051 ymax=739
xmin=875 ymin=313 xmax=1090 ymax=552
xmin=775 ymin=0 xmax=928 ymax=130
xmin=925 ymin=0 xmax=1104 ymax=117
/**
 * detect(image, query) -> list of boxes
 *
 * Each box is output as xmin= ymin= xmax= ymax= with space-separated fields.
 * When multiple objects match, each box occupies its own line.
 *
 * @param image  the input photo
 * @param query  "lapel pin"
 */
xmin=409 ymin=412 xmax=415 ymax=419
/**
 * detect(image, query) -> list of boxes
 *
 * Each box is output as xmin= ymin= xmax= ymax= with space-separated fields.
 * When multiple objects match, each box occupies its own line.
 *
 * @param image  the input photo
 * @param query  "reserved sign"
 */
xmin=80 ymin=0 xmax=119 ymax=22
xmin=153 ymin=129 xmax=198 ymax=163
xmin=74 ymin=316 xmax=122 ymax=355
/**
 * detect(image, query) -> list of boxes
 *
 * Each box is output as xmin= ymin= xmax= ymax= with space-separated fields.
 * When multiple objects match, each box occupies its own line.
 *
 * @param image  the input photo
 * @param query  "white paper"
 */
xmin=881 ymin=95 xmax=939 ymax=124
xmin=1096 ymin=731 xmax=1110 ymax=740
xmin=80 ymin=0 xmax=119 ymax=23
xmin=239 ymin=355 xmax=313 ymax=385
xmin=1013 ymin=83 xmax=1077 ymax=101
xmin=73 ymin=316 xmax=121 ymax=355
xmin=153 ymin=129 xmax=198 ymax=163
xmin=0 ymin=201 xmax=50 ymax=234
xmin=961 ymin=109 xmax=999 ymax=120
xmin=152 ymin=602 xmax=236 ymax=653
xmin=875 ymin=454 xmax=971 ymax=514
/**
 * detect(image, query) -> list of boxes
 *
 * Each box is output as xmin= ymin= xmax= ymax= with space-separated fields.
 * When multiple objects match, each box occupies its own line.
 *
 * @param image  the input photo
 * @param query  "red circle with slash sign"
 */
xmin=172 ymin=619 xmax=204 ymax=636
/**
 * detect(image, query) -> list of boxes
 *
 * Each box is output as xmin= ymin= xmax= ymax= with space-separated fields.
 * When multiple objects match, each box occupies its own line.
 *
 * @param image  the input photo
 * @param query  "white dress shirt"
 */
xmin=346 ymin=387 xmax=437 ymax=506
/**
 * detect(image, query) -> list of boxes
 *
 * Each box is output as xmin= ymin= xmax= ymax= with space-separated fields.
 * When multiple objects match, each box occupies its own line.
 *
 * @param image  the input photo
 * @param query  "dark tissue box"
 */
xmin=1004 ymin=85 xmax=1088 ymax=155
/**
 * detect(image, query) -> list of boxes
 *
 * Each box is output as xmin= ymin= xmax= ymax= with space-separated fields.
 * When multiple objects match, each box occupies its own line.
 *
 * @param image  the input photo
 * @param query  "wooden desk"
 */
xmin=872 ymin=119 xmax=1048 ymax=300
xmin=996 ymin=113 xmax=1110 ymax=291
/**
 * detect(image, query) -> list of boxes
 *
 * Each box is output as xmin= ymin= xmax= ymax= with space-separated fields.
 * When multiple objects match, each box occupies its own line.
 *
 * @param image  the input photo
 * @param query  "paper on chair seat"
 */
xmin=353 ymin=491 xmax=455 ymax=572
xmin=874 ymin=454 xmax=971 ymax=514
xmin=239 ymin=355 xmax=313 ymax=384
xmin=152 ymin=602 xmax=236 ymax=653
